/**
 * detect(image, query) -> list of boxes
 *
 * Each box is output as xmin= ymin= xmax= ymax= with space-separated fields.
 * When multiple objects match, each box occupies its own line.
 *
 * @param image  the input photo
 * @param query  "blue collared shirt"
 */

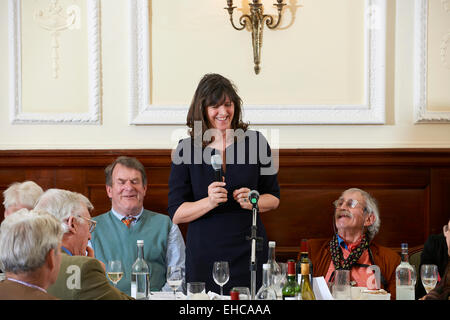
xmin=110 ymin=207 xmax=144 ymax=225
xmin=61 ymin=246 xmax=73 ymax=256
xmin=337 ymin=234 xmax=349 ymax=250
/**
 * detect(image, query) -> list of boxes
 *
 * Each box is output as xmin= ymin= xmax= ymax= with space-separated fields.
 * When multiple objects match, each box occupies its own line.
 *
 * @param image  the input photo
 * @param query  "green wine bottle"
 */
xmin=282 ymin=260 xmax=301 ymax=300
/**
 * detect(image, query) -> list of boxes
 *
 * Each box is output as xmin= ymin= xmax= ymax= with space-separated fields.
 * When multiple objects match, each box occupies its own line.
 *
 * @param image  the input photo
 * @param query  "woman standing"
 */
xmin=168 ymin=73 xmax=280 ymax=294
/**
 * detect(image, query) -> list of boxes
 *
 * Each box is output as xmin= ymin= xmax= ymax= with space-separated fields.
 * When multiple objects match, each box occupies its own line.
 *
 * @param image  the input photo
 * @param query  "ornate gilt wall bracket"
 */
xmin=225 ymin=0 xmax=286 ymax=74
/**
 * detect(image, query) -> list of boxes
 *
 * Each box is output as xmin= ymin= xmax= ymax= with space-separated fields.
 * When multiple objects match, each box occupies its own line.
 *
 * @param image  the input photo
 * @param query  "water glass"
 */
xmin=332 ymin=269 xmax=351 ymax=300
xmin=269 ymin=262 xmax=284 ymax=299
xmin=231 ymin=287 xmax=251 ymax=300
xmin=276 ymin=262 xmax=288 ymax=297
xmin=187 ymin=282 xmax=209 ymax=300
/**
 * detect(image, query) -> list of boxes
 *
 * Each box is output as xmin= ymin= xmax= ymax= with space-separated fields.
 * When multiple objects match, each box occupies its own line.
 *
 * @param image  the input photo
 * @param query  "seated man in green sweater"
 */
xmin=90 ymin=156 xmax=186 ymax=296
xmin=35 ymin=188 xmax=133 ymax=300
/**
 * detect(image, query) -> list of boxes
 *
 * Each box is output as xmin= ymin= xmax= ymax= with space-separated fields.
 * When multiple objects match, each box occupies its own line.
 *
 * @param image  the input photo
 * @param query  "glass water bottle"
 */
xmin=256 ymin=263 xmax=277 ymax=300
xmin=131 ymin=240 xmax=150 ymax=300
xmin=395 ymin=243 xmax=416 ymax=300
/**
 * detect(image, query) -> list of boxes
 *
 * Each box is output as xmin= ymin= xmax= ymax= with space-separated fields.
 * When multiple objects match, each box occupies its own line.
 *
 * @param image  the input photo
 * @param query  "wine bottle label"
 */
xmin=301 ymin=263 xmax=310 ymax=275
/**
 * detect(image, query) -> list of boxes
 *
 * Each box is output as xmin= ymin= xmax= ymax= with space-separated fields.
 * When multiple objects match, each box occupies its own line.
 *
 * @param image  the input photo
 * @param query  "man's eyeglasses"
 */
xmin=333 ymin=198 xmax=367 ymax=212
xmin=77 ymin=215 xmax=97 ymax=233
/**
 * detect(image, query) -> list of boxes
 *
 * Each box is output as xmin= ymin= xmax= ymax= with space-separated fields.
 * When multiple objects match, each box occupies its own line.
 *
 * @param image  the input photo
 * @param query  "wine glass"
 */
xmin=212 ymin=261 xmax=230 ymax=300
xmin=420 ymin=264 xmax=438 ymax=293
xmin=106 ymin=260 xmax=124 ymax=288
xmin=167 ymin=266 xmax=183 ymax=299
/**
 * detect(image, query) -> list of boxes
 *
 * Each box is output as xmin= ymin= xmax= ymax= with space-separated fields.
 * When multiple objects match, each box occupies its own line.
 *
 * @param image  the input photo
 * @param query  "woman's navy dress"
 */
xmin=168 ymin=130 xmax=280 ymax=294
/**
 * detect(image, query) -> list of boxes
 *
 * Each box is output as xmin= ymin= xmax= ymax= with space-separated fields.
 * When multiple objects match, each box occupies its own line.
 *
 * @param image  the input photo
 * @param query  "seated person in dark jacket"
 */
xmin=416 ymin=218 xmax=449 ymax=299
xmin=422 ymin=219 xmax=450 ymax=300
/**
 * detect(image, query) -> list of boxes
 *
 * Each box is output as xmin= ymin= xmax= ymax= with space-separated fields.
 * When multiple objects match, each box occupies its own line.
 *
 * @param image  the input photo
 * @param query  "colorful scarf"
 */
xmin=329 ymin=233 xmax=370 ymax=270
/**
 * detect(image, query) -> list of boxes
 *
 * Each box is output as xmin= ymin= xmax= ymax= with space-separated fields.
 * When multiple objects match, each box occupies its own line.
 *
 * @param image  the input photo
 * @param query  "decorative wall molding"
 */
xmin=33 ymin=0 xmax=79 ymax=79
xmin=441 ymin=0 xmax=450 ymax=70
xmin=129 ymin=0 xmax=387 ymax=125
xmin=414 ymin=0 xmax=450 ymax=123
xmin=442 ymin=0 xmax=450 ymax=13
xmin=442 ymin=32 xmax=450 ymax=69
xmin=8 ymin=0 xmax=101 ymax=125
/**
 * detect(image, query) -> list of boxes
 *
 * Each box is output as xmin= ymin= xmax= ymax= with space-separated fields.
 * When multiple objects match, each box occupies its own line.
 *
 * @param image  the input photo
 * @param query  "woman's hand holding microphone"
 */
xmin=207 ymin=183 xmax=253 ymax=210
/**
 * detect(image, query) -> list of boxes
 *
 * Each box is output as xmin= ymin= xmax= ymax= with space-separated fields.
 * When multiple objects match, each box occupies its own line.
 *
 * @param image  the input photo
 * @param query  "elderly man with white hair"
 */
xmin=2 ymin=181 xmax=44 ymax=217
xmin=0 ymin=209 xmax=63 ymax=300
xmin=305 ymin=188 xmax=400 ymax=299
xmin=34 ymin=188 xmax=133 ymax=300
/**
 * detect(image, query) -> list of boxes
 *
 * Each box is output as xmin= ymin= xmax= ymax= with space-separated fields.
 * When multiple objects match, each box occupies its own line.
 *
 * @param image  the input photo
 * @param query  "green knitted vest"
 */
xmin=91 ymin=210 xmax=172 ymax=295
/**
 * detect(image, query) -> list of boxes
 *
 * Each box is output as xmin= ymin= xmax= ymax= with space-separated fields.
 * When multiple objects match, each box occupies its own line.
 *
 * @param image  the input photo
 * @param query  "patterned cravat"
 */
xmin=121 ymin=216 xmax=136 ymax=228
xmin=329 ymin=233 xmax=369 ymax=270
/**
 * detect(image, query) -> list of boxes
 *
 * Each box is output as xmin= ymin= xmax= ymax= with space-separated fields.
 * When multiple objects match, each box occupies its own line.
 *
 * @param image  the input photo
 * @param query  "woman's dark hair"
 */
xmin=186 ymin=73 xmax=248 ymax=146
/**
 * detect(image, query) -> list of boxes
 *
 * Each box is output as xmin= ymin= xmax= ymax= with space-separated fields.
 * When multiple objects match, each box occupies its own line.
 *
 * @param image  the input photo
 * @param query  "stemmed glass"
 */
xmin=212 ymin=261 xmax=230 ymax=300
xmin=274 ymin=262 xmax=287 ymax=299
xmin=167 ymin=266 xmax=183 ymax=299
xmin=420 ymin=264 xmax=438 ymax=293
xmin=106 ymin=260 xmax=124 ymax=288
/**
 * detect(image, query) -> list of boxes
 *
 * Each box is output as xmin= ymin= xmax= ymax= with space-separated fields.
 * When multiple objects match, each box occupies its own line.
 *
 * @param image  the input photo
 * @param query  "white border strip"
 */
xmin=414 ymin=0 xmax=450 ymax=123
xmin=129 ymin=0 xmax=386 ymax=125
xmin=8 ymin=0 xmax=101 ymax=125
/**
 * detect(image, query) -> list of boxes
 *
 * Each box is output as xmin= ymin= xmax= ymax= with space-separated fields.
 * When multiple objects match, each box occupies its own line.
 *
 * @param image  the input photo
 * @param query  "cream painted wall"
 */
xmin=0 ymin=0 xmax=450 ymax=150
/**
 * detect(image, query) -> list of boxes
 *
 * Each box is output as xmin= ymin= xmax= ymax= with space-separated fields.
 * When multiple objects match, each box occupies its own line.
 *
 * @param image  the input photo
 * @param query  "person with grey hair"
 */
xmin=304 ymin=188 xmax=400 ymax=299
xmin=34 ymin=188 xmax=133 ymax=300
xmin=35 ymin=188 xmax=95 ymax=257
xmin=90 ymin=156 xmax=186 ymax=296
xmin=0 ymin=209 xmax=63 ymax=300
xmin=2 ymin=181 xmax=44 ymax=217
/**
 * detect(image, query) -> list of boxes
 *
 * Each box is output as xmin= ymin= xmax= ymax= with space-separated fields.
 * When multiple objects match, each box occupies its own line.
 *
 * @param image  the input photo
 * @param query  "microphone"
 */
xmin=248 ymin=190 xmax=260 ymax=207
xmin=211 ymin=154 xmax=223 ymax=182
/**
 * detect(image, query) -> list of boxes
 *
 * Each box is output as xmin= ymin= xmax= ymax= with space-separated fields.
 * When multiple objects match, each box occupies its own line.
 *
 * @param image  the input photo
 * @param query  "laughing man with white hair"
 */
xmin=303 ymin=188 xmax=400 ymax=299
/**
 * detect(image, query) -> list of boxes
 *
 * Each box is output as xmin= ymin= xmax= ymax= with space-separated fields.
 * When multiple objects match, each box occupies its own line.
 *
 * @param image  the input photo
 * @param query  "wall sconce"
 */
xmin=225 ymin=0 xmax=286 ymax=74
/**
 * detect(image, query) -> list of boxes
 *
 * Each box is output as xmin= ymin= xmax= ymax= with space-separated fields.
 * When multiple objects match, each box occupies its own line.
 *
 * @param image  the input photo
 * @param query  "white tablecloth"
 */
xmin=148 ymin=291 xmax=230 ymax=300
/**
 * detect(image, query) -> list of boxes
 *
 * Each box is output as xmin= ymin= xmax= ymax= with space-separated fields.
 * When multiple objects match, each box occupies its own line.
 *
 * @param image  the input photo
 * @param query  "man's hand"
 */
xmin=86 ymin=246 xmax=106 ymax=272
